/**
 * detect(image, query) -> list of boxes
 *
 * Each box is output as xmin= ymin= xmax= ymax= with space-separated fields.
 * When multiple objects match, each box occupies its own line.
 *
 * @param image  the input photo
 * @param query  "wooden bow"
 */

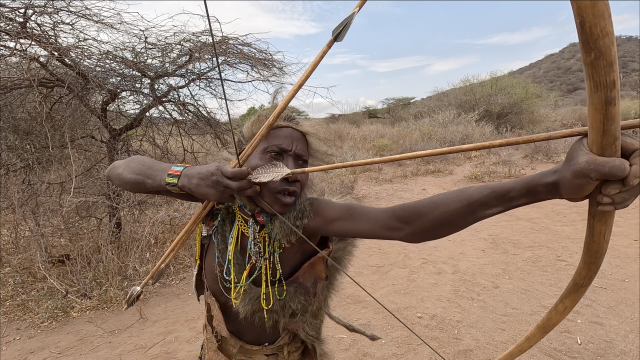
xmin=496 ymin=2 xmax=621 ymax=358
xmin=127 ymin=2 xmax=627 ymax=359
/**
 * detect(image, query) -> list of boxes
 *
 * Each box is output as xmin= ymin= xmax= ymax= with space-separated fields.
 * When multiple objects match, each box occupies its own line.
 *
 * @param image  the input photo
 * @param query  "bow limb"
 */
xmin=496 ymin=2 xmax=621 ymax=359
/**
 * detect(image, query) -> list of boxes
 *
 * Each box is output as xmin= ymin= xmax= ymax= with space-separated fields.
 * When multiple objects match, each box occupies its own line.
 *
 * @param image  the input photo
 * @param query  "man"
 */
xmin=106 ymin=114 xmax=639 ymax=359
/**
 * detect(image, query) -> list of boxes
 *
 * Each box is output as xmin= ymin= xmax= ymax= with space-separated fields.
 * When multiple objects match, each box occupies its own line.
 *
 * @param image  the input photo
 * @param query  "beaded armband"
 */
xmin=165 ymin=164 xmax=190 ymax=193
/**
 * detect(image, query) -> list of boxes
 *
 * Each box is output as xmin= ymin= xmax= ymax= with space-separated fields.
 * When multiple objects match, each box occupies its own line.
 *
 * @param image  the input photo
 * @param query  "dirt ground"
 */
xmin=2 ymin=165 xmax=638 ymax=360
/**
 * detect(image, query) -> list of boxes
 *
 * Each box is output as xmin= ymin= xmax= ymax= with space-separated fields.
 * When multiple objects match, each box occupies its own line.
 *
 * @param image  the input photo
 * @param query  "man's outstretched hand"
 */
xmin=557 ymin=134 xmax=639 ymax=210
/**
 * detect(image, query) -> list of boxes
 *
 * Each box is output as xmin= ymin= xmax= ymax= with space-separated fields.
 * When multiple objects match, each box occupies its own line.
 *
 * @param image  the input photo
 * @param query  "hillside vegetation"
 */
xmin=513 ymin=35 xmax=640 ymax=104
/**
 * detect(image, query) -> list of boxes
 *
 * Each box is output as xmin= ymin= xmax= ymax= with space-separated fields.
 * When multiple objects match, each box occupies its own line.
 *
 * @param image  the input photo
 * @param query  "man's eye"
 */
xmin=269 ymin=151 xmax=283 ymax=160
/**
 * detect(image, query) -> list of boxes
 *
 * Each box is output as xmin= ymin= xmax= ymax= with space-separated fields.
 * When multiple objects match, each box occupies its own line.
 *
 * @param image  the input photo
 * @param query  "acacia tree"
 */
xmin=380 ymin=96 xmax=415 ymax=121
xmin=1 ymin=0 xmax=295 ymax=243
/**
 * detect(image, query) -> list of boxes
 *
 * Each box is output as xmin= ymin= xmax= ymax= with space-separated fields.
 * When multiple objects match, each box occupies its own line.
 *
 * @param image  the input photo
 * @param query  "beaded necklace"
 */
xmin=211 ymin=202 xmax=287 ymax=320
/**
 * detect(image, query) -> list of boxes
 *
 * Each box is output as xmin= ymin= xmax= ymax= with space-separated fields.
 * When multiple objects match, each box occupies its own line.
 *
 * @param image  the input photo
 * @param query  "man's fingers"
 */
xmin=223 ymin=178 xmax=255 ymax=192
xmin=601 ymin=180 xmax=627 ymax=195
xmin=621 ymin=134 xmax=640 ymax=158
xmin=613 ymin=196 xmax=638 ymax=210
xmin=238 ymin=186 xmax=260 ymax=197
xmin=599 ymin=183 xmax=639 ymax=210
xmin=586 ymin=156 xmax=630 ymax=181
xmin=596 ymin=194 xmax=613 ymax=204
xmin=608 ymin=185 xmax=640 ymax=209
xmin=220 ymin=166 xmax=251 ymax=180
xmin=624 ymin=162 xmax=639 ymax=188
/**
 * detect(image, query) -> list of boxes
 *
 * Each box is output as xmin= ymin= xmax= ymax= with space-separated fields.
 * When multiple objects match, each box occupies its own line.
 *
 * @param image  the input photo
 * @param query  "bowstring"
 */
xmin=254 ymin=198 xmax=447 ymax=360
xmin=203 ymin=0 xmax=241 ymax=166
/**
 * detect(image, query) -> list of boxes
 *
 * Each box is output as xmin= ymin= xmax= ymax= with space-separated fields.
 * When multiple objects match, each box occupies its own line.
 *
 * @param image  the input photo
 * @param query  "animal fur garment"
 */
xmin=195 ymin=194 xmax=379 ymax=358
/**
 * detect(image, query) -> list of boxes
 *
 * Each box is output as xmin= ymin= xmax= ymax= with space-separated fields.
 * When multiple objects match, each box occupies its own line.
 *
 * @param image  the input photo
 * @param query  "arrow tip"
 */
xmin=332 ymin=8 xmax=359 ymax=42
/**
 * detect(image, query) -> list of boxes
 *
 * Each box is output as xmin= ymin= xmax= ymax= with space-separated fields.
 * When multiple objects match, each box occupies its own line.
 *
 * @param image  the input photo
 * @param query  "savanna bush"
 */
xmin=421 ymin=72 xmax=560 ymax=131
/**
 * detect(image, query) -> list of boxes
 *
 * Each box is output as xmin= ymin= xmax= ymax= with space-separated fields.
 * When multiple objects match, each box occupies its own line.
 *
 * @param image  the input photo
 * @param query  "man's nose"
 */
xmin=286 ymin=173 xmax=301 ymax=182
xmin=282 ymin=158 xmax=301 ymax=182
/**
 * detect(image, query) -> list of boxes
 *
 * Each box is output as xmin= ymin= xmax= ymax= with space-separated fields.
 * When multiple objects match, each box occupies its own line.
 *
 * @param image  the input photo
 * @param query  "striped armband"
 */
xmin=165 ymin=164 xmax=190 ymax=193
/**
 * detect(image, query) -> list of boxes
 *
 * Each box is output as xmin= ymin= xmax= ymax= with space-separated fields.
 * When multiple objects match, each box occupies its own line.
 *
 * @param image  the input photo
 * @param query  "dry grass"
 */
xmin=0 ymin=130 xmax=233 ymax=327
xmin=621 ymin=98 xmax=640 ymax=121
xmin=464 ymin=148 xmax=528 ymax=183
xmin=1 ymin=195 xmax=199 ymax=325
xmin=2 ymin=82 xmax=600 ymax=329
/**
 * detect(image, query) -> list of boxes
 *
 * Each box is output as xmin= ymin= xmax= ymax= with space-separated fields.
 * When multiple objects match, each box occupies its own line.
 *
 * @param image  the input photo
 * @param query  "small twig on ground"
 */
xmin=1 ymin=324 xmax=8 ymax=338
xmin=49 ymin=350 xmax=62 ymax=354
xmin=90 ymin=307 xmax=147 ymax=336
xmin=144 ymin=332 xmax=170 ymax=353
xmin=85 ymin=341 xmax=108 ymax=353
xmin=122 ymin=307 xmax=147 ymax=332
xmin=139 ymin=307 xmax=147 ymax=320
xmin=145 ymin=323 xmax=190 ymax=353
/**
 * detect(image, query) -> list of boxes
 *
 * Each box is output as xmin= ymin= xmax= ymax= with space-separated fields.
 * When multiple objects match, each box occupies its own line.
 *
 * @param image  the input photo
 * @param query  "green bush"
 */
xmin=373 ymin=138 xmax=394 ymax=155
xmin=380 ymin=96 xmax=415 ymax=121
xmin=237 ymin=104 xmax=308 ymax=124
xmin=423 ymin=72 xmax=559 ymax=131
xmin=238 ymin=104 xmax=266 ymax=123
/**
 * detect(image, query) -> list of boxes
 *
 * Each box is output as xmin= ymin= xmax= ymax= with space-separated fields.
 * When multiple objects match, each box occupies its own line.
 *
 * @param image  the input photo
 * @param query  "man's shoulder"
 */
xmin=307 ymin=196 xmax=353 ymax=227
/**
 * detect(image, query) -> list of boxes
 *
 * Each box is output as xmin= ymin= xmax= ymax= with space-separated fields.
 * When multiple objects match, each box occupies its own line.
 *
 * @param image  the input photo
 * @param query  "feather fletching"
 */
xmin=248 ymin=162 xmax=292 ymax=183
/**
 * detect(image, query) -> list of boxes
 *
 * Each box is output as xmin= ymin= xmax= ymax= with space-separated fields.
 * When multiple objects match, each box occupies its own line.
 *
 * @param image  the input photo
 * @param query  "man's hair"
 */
xmin=237 ymin=101 xmax=352 ymax=202
xmin=238 ymin=104 xmax=329 ymax=167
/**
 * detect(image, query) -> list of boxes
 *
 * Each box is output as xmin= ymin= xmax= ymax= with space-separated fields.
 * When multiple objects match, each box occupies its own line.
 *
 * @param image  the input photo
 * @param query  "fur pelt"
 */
xmin=210 ymin=195 xmax=357 ymax=357
xmin=234 ymin=237 xmax=355 ymax=357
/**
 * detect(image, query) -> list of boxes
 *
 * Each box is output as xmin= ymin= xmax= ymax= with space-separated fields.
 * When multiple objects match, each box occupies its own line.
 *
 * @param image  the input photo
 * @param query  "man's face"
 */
xmin=243 ymin=127 xmax=310 ymax=214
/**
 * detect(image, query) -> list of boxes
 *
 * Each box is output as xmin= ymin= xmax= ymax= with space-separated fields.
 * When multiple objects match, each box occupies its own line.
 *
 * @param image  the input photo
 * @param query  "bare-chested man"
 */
xmin=106 ymin=117 xmax=639 ymax=360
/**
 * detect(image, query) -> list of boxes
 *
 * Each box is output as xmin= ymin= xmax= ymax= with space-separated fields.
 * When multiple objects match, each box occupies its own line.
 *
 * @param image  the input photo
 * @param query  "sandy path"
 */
xmin=2 ymin=169 xmax=638 ymax=360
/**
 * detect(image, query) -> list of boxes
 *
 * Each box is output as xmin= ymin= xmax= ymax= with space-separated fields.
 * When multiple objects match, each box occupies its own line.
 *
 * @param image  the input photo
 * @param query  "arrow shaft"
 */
xmin=233 ymin=1 xmax=367 ymax=168
xmin=129 ymin=0 xmax=368 ymax=304
xmin=290 ymin=119 xmax=639 ymax=176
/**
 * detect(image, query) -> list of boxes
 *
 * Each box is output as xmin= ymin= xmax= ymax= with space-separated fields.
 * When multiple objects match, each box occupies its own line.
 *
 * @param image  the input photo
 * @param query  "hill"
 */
xmin=513 ymin=35 xmax=639 ymax=104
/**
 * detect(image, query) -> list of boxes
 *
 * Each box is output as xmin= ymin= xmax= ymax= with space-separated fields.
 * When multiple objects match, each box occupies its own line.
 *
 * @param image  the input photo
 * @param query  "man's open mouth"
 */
xmin=275 ymin=187 xmax=299 ymax=205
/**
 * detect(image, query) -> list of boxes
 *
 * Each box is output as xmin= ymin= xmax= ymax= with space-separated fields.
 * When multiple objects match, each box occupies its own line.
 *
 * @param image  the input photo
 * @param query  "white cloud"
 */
xmin=127 ymin=1 xmax=323 ymax=39
xmin=326 ymin=53 xmax=435 ymax=72
xmin=367 ymin=56 xmax=434 ymax=72
xmin=300 ymin=98 xmax=341 ymax=118
xmin=422 ymin=57 xmax=478 ymax=75
xmin=613 ymin=13 xmax=640 ymax=32
xmin=324 ymin=54 xmax=367 ymax=65
xmin=466 ymin=27 xmax=552 ymax=45
xmin=328 ymin=52 xmax=478 ymax=75
xmin=343 ymin=69 xmax=362 ymax=75
xmin=327 ymin=69 xmax=363 ymax=77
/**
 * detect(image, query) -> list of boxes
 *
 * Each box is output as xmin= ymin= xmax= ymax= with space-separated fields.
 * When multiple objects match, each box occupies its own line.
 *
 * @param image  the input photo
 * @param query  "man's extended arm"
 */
xmin=308 ymin=136 xmax=639 ymax=243
xmin=310 ymin=168 xmax=560 ymax=243
xmin=105 ymin=155 xmax=258 ymax=202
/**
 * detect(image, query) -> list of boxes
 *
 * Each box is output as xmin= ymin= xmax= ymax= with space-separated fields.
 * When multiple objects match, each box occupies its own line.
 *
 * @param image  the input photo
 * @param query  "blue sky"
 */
xmin=130 ymin=1 xmax=640 ymax=117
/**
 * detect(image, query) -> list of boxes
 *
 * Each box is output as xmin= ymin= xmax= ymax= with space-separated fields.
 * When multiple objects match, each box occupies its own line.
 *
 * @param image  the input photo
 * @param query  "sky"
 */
xmin=128 ymin=1 xmax=640 ymax=118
